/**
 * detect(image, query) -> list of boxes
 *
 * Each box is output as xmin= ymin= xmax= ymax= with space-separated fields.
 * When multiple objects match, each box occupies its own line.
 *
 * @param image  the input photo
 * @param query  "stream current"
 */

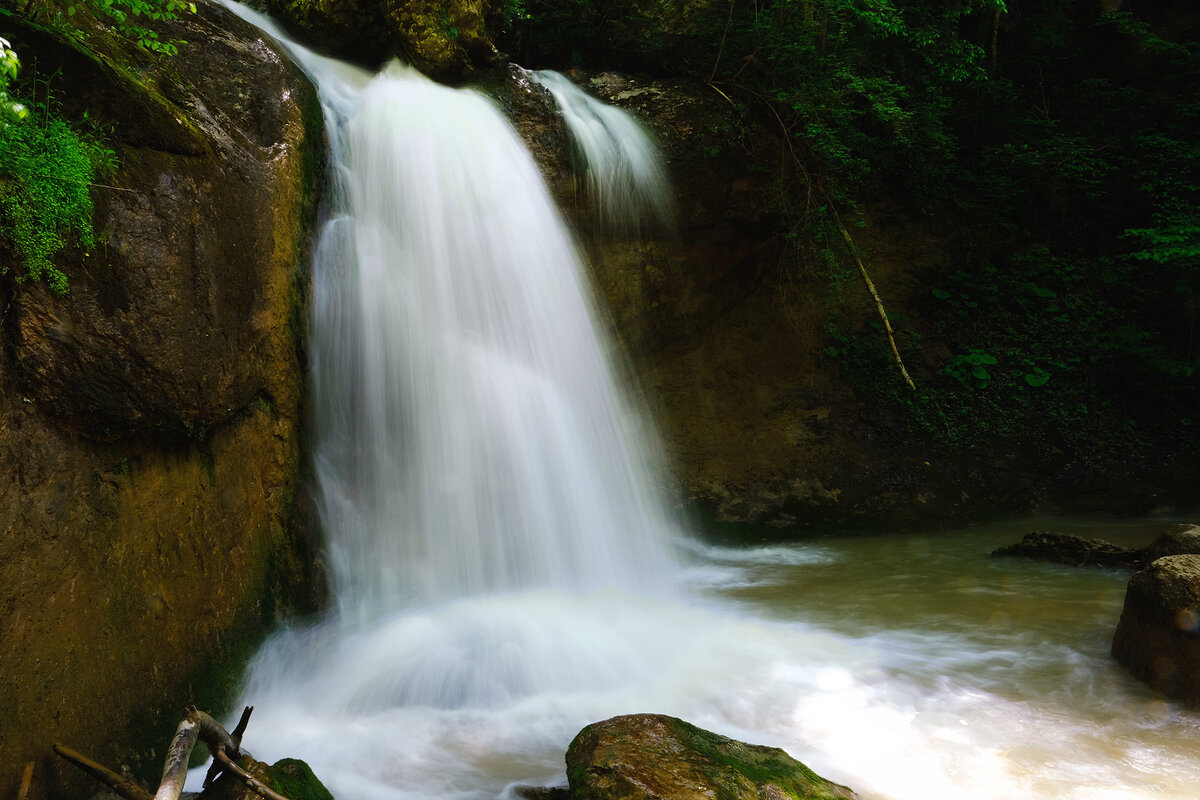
xmin=209 ymin=7 xmax=1200 ymax=799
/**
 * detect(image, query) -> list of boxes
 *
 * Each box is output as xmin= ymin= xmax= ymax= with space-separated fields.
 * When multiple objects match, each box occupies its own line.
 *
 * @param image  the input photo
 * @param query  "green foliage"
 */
xmin=0 ymin=35 xmax=27 ymax=119
xmin=0 ymin=52 xmax=115 ymax=293
xmin=60 ymin=0 xmax=196 ymax=55
xmin=0 ymin=0 xmax=194 ymax=292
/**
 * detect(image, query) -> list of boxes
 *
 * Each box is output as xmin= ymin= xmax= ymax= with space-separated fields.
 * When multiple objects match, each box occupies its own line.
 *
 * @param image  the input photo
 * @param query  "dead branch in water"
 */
xmin=54 ymin=705 xmax=292 ymax=800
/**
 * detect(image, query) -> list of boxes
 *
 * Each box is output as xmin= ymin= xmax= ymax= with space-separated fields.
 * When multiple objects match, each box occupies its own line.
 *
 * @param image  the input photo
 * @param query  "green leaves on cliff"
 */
xmin=0 ymin=37 xmax=114 ymax=294
xmin=0 ymin=83 xmax=115 ymax=294
xmin=0 ymin=0 xmax=193 ymax=292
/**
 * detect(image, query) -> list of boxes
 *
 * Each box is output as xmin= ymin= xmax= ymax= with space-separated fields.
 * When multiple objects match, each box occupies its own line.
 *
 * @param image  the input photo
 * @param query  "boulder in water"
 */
xmin=991 ymin=530 xmax=1143 ymax=568
xmin=1138 ymin=523 xmax=1200 ymax=562
xmin=1112 ymin=553 xmax=1200 ymax=706
xmin=565 ymin=714 xmax=856 ymax=800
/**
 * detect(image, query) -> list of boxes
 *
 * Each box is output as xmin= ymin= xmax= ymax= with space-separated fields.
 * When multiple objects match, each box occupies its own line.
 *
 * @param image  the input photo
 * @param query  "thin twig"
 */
xmin=708 ymin=0 xmax=737 ymax=83
xmin=828 ymin=203 xmax=916 ymax=390
xmin=52 ymin=744 xmax=154 ymax=800
xmin=21 ymin=172 xmax=137 ymax=192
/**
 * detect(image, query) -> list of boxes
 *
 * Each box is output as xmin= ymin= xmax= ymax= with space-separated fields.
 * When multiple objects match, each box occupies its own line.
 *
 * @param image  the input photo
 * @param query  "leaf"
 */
xmin=1024 ymin=369 xmax=1051 ymax=387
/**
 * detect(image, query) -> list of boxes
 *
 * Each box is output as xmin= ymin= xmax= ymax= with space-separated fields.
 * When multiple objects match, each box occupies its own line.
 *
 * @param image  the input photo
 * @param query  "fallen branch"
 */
xmin=829 ymin=203 xmax=916 ymax=391
xmin=214 ymin=750 xmax=291 ymax=800
xmin=16 ymin=762 xmax=34 ymax=800
xmin=52 ymin=744 xmax=154 ymax=800
xmin=55 ymin=705 xmax=293 ymax=800
xmin=154 ymin=713 xmax=200 ymax=800
xmin=203 ymin=705 xmax=253 ymax=788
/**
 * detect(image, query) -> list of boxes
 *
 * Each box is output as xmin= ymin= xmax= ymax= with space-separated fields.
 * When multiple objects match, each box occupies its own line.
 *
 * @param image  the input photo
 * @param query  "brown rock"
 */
xmin=1112 ymin=554 xmax=1200 ymax=706
xmin=991 ymin=530 xmax=1143 ymax=568
xmin=0 ymin=5 xmax=323 ymax=798
xmin=1138 ymin=523 xmax=1200 ymax=562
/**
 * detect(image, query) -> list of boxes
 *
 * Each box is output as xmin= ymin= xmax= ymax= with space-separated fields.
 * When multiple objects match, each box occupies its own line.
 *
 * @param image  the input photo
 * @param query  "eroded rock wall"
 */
xmin=0 ymin=4 xmax=323 ymax=797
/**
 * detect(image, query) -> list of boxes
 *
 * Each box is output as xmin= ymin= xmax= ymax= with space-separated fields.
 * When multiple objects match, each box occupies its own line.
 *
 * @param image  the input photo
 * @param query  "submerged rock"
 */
xmin=566 ymin=714 xmax=856 ymax=800
xmin=991 ymin=530 xmax=1143 ymax=568
xmin=1112 ymin=554 xmax=1200 ymax=706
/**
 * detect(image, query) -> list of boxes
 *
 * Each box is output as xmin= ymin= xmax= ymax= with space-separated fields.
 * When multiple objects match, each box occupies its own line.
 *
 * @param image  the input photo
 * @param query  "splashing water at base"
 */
xmin=210 ymin=8 xmax=1200 ymax=799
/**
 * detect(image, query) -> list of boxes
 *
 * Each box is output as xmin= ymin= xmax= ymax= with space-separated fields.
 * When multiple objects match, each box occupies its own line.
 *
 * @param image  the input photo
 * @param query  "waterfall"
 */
xmin=219 ymin=0 xmax=689 ymax=732
xmin=311 ymin=63 xmax=680 ymax=621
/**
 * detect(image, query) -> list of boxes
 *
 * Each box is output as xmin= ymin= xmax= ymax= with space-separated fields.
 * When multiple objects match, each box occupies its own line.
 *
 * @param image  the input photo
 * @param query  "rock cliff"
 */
xmin=0 ymin=4 xmax=323 ymax=797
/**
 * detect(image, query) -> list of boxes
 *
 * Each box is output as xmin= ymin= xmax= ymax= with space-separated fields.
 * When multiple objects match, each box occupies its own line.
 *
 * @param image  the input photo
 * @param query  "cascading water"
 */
xmin=314 ymin=65 xmax=680 ymax=621
xmin=210 ymin=7 xmax=1200 ymax=800
xmin=526 ymin=70 xmax=673 ymax=234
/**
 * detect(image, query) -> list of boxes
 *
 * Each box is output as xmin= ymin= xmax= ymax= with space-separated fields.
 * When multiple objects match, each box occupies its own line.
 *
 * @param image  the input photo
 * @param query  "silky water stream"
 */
xmin=207 ymin=9 xmax=1200 ymax=799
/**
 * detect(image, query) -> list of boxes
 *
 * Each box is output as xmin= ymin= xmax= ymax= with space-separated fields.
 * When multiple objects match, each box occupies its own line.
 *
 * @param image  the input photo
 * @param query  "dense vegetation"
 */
xmin=518 ymin=0 xmax=1199 ymax=484
xmin=0 ymin=0 xmax=189 ymax=293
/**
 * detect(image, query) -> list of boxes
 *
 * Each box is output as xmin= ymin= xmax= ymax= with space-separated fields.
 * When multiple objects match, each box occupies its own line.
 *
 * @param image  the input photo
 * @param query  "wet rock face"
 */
xmin=11 ymin=4 xmax=319 ymax=443
xmin=1112 ymin=553 xmax=1200 ymax=706
xmin=0 ymin=4 xmax=323 ymax=798
xmin=566 ymin=714 xmax=857 ymax=800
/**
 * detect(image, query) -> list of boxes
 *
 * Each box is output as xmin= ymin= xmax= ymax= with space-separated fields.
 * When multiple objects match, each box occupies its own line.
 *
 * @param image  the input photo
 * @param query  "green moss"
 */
xmin=266 ymin=758 xmax=336 ymax=800
xmin=668 ymin=719 xmax=846 ymax=800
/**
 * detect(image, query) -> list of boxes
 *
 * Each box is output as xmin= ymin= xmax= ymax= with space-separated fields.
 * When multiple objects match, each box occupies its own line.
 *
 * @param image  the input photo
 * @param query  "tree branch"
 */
xmin=153 ymin=713 xmax=199 ymax=800
xmin=829 ymin=203 xmax=916 ymax=390
xmin=16 ymin=762 xmax=34 ymax=800
xmin=214 ymin=750 xmax=292 ymax=800
xmin=55 ymin=704 xmax=293 ymax=800
xmin=52 ymin=744 xmax=154 ymax=800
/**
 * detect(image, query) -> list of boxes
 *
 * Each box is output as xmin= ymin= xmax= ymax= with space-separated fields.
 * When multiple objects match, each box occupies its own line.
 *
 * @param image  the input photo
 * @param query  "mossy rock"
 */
xmin=199 ymin=755 xmax=334 ymax=800
xmin=566 ymin=714 xmax=856 ymax=800
xmin=266 ymin=0 xmax=502 ymax=81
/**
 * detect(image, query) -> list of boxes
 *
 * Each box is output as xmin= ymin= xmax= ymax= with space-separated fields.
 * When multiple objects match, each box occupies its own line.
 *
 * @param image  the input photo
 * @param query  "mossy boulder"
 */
xmin=566 ymin=714 xmax=856 ymax=800
xmin=200 ymin=756 xmax=334 ymax=800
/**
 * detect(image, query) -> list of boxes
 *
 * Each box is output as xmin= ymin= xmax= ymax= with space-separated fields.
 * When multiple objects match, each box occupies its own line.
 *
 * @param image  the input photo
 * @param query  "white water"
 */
xmin=527 ymin=69 xmax=673 ymax=235
xmin=209 ymin=9 xmax=1200 ymax=800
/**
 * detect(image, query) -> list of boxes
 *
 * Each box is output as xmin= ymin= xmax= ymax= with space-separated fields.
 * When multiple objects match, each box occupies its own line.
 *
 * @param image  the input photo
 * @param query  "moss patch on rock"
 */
xmin=566 ymin=714 xmax=856 ymax=800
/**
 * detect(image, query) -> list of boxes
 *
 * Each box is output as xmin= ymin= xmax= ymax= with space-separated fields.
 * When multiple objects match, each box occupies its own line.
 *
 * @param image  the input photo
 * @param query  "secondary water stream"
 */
xmin=211 ymin=7 xmax=1200 ymax=799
